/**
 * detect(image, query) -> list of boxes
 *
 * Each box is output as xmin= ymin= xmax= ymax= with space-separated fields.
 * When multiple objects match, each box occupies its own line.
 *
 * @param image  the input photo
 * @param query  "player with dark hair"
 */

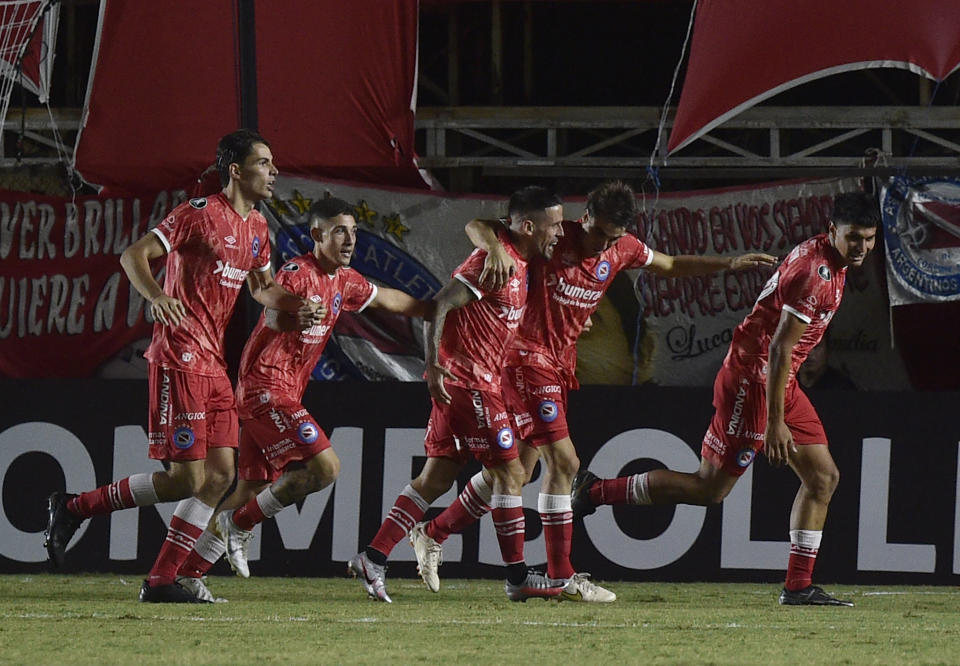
xmin=43 ymin=129 xmax=320 ymax=603
xmin=571 ymin=190 xmax=880 ymax=606
xmin=172 ymin=198 xmax=433 ymax=601
xmin=348 ymin=186 xmax=566 ymax=603
xmin=408 ymin=180 xmax=776 ymax=601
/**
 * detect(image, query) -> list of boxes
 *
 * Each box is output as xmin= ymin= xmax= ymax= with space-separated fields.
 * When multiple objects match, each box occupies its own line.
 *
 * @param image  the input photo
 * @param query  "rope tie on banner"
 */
xmin=633 ymin=0 xmax=698 ymax=385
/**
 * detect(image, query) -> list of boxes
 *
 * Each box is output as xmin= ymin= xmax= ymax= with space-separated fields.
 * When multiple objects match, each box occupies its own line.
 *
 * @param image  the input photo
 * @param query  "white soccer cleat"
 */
xmin=559 ymin=572 xmax=616 ymax=603
xmin=176 ymin=575 xmax=228 ymax=603
xmin=409 ymin=522 xmax=443 ymax=593
xmin=348 ymin=552 xmax=392 ymax=603
xmin=214 ymin=510 xmax=254 ymax=579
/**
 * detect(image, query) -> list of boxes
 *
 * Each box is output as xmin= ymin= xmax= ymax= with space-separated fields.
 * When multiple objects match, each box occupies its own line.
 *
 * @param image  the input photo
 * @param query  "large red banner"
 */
xmin=0 ymin=189 xmax=186 ymax=377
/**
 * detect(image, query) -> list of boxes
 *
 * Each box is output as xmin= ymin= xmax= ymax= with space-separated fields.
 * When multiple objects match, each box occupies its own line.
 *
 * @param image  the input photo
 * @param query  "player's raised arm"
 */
xmin=247 ymin=269 xmax=326 ymax=328
xmin=764 ymin=309 xmax=808 ymax=467
xmin=465 ymin=218 xmax=515 ymax=291
xmin=370 ymin=287 xmax=436 ymax=321
xmin=646 ymin=250 xmax=777 ymax=277
xmin=424 ymin=278 xmax=478 ymax=404
xmin=120 ymin=232 xmax=185 ymax=327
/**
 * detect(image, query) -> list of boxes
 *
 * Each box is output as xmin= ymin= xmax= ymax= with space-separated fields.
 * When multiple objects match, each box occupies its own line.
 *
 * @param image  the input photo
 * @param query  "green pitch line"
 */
xmin=2 ymin=575 xmax=959 ymax=664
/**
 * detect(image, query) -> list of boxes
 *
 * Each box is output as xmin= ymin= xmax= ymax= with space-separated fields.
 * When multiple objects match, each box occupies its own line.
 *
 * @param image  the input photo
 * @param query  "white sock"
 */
xmin=192 ymin=529 xmax=226 ymax=565
xmin=128 ymin=472 xmax=159 ymax=506
xmin=256 ymin=487 xmax=285 ymax=519
xmin=400 ymin=484 xmax=430 ymax=512
xmin=628 ymin=472 xmax=652 ymax=505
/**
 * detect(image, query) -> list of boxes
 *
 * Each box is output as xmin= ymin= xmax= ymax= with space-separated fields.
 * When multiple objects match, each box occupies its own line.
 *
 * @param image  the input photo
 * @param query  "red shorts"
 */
xmin=147 ymin=363 xmax=238 ymax=462
xmin=701 ymin=364 xmax=828 ymax=477
xmin=238 ymin=403 xmax=330 ymax=482
xmin=502 ymin=364 xmax=569 ymax=447
xmin=424 ymin=386 xmax=519 ymax=468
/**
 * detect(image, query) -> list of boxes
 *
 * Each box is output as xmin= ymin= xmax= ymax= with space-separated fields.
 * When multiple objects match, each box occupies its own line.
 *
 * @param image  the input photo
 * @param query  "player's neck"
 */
xmin=507 ymin=230 xmax=534 ymax=261
xmin=314 ymin=252 xmax=340 ymax=274
xmin=221 ymin=186 xmax=259 ymax=221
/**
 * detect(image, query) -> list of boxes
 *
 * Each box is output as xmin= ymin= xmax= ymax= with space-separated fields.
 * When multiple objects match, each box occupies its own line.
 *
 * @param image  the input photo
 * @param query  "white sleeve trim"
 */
xmin=782 ymin=304 xmax=812 ymax=324
xmin=642 ymin=249 xmax=654 ymax=267
xmin=357 ymin=284 xmax=379 ymax=312
xmin=254 ymin=262 xmax=271 ymax=273
xmin=454 ymin=272 xmax=483 ymax=300
xmin=150 ymin=227 xmax=171 ymax=253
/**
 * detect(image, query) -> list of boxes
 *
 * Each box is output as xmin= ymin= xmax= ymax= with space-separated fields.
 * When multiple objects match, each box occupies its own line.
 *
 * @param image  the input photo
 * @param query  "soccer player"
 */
xmin=172 ymin=197 xmax=433 ymax=601
xmin=43 ymin=129 xmax=319 ymax=603
xmin=408 ymin=180 xmax=776 ymax=601
xmin=348 ymin=186 xmax=565 ymax=603
xmin=570 ymin=190 xmax=879 ymax=607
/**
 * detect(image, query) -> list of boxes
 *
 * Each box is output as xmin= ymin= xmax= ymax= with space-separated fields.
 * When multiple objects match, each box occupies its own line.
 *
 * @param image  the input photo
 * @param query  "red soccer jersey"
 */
xmin=508 ymin=219 xmax=653 ymax=387
xmin=144 ymin=193 xmax=271 ymax=376
xmin=439 ymin=230 xmax=529 ymax=392
xmin=725 ymin=233 xmax=847 ymax=383
xmin=236 ymin=254 xmax=377 ymax=419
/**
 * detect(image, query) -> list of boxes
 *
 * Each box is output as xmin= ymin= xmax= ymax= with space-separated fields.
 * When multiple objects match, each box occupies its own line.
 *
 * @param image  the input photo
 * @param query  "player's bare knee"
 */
xmin=805 ymin=465 xmax=839 ymax=501
xmin=202 ymin=466 xmax=234 ymax=497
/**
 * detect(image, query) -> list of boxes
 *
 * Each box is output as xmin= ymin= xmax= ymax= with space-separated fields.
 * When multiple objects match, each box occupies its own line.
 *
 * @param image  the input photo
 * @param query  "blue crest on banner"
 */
xmin=881 ymin=176 xmax=960 ymax=305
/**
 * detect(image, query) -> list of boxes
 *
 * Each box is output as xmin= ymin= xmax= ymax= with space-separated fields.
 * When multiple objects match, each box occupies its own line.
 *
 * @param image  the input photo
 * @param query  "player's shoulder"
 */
xmin=278 ymin=253 xmax=315 ymax=275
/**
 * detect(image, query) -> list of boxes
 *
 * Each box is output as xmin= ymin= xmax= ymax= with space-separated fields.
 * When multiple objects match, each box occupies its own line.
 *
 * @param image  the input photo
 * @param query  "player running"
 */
xmin=571 ymin=190 xmax=879 ymax=607
xmin=348 ymin=186 xmax=565 ymax=603
xmin=408 ymin=180 xmax=776 ymax=601
xmin=43 ymin=130 xmax=320 ymax=602
xmin=172 ymin=197 xmax=433 ymax=601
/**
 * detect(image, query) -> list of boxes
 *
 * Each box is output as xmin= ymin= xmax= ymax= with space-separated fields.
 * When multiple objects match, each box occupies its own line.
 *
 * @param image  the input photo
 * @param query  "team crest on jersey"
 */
xmin=736 ymin=448 xmax=756 ymax=467
xmin=817 ymin=265 xmax=831 ymax=281
xmin=298 ymin=422 xmax=319 ymax=444
xmin=496 ymin=427 xmax=514 ymax=450
xmin=172 ymin=427 xmax=196 ymax=450
xmin=332 ymin=292 xmax=342 ymax=315
xmin=595 ymin=260 xmax=611 ymax=281
xmin=282 ymin=262 xmax=299 ymax=272
xmin=189 ymin=197 xmax=207 ymax=210
xmin=538 ymin=400 xmax=559 ymax=423
xmin=252 ymin=236 xmax=262 ymax=258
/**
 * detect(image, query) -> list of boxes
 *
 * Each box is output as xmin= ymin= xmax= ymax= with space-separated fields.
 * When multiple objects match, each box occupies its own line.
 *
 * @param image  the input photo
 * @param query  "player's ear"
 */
xmin=228 ymin=161 xmax=242 ymax=181
xmin=310 ymin=225 xmax=324 ymax=243
xmin=521 ymin=218 xmax=535 ymax=235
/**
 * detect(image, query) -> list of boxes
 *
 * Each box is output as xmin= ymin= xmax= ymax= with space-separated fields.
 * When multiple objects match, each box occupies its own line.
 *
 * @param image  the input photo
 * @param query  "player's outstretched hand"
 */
xmin=763 ymin=419 xmax=797 ymax=468
xmin=426 ymin=362 xmax=457 ymax=404
xmin=479 ymin=245 xmax=516 ymax=292
xmin=151 ymin=294 xmax=186 ymax=327
xmin=730 ymin=253 xmax=778 ymax=270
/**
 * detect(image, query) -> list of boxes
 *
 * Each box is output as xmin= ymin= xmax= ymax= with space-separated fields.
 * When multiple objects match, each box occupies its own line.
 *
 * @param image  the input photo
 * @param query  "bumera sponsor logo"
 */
xmin=213 ymin=260 xmax=249 ymax=282
xmin=498 ymin=305 xmax=524 ymax=322
xmin=555 ymin=276 xmax=603 ymax=302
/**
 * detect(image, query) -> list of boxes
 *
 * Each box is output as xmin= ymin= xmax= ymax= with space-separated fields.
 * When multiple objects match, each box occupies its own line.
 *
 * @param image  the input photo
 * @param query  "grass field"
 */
xmin=2 ymin=574 xmax=958 ymax=664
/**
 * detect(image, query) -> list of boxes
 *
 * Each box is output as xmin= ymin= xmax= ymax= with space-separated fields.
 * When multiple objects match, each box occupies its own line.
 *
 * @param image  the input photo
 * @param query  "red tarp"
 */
xmin=668 ymin=0 xmax=960 ymax=153
xmin=73 ymin=0 xmax=422 ymax=192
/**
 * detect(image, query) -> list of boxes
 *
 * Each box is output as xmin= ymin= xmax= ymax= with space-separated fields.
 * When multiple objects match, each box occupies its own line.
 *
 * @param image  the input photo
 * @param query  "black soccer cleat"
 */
xmin=778 ymin=585 xmax=853 ymax=607
xmin=44 ymin=492 xmax=83 ymax=568
xmin=570 ymin=469 xmax=599 ymax=519
xmin=139 ymin=579 xmax=209 ymax=604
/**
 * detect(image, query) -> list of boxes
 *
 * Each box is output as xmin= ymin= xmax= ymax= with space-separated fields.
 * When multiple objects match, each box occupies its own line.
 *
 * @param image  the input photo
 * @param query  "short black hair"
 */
xmin=587 ymin=180 xmax=637 ymax=229
xmin=216 ymin=129 xmax=269 ymax=187
xmin=507 ymin=185 xmax=562 ymax=220
xmin=832 ymin=191 xmax=880 ymax=228
xmin=308 ymin=197 xmax=355 ymax=226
